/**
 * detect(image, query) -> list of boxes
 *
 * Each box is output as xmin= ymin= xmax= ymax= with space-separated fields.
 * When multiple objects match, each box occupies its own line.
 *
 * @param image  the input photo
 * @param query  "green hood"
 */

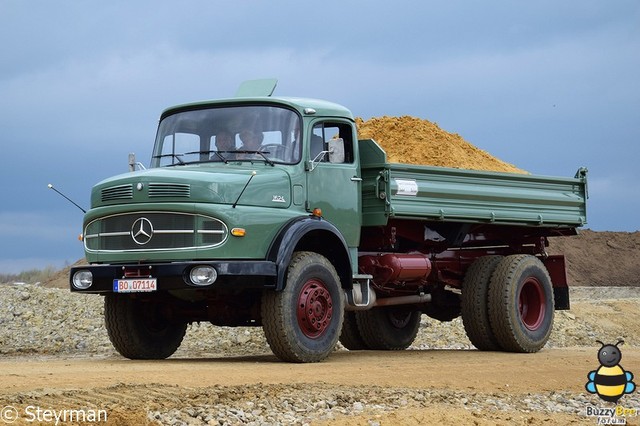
xmin=91 ymin=165 xmax=292 ymax=209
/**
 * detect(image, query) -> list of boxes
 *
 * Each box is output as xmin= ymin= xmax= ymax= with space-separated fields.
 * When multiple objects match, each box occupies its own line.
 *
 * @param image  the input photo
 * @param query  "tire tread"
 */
xmin=461 ymin=255 xmax=503 ymax=351
xmin=488 ymin=255 xmax=554 ymax=353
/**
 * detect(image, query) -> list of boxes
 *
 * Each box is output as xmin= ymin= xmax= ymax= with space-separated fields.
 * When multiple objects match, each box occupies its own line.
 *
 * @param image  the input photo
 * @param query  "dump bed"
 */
xmin=359 ymin=139 xmax=588 ymax=228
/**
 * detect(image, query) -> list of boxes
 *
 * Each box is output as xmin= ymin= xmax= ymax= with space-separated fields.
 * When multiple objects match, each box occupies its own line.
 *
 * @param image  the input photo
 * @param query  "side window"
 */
xmin=311 ymin=122 xmax=354 ymax=163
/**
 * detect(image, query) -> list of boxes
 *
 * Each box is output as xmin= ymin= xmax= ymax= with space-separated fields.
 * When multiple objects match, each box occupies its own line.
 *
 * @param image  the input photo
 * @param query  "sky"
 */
xmin=1 ymin=1 xmax=638 ymax=274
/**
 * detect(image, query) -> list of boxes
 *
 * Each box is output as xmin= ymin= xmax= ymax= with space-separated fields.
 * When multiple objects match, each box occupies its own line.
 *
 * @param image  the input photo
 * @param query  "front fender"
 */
xmin=267 ymin=216 xmax=352 ymax=291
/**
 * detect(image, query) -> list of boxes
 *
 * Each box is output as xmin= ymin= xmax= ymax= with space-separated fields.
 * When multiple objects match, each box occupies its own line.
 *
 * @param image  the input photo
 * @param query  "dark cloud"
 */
xmin=1 ymin=1 xmax=639 ymax=272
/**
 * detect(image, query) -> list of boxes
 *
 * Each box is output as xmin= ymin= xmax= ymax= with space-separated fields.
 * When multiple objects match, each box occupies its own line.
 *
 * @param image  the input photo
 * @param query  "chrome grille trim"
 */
xmin=84 ymin=212 xmax=227 ymax=253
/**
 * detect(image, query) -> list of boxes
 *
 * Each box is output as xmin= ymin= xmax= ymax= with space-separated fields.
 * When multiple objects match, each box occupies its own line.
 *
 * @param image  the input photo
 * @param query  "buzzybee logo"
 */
xmin=585 ymin=340 xmax=636 ymax=403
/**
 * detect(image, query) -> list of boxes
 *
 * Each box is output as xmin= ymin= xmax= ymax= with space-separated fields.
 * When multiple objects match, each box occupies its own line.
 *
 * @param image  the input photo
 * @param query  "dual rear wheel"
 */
xmin=461 ymin=254 xmax=555 ymax=353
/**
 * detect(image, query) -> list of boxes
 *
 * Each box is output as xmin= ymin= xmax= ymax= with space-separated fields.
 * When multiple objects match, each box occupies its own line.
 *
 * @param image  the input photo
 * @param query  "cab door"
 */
xmin=305 ymin=121 xmax=361 ymax=247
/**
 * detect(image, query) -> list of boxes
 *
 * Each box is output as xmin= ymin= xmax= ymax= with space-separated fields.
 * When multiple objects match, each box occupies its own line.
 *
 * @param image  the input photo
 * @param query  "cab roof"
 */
xmin=160 ymin=96 xmax=354 ymax=122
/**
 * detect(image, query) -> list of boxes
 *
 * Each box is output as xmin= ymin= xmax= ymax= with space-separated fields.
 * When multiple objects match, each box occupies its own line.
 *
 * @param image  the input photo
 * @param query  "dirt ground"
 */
xmin=2 ymin=295 xmax=639 ymax=425
xmin=548 ymin=229 xmax=640 ymax=287
xmin=1 ymin=348 xmax=636 ymax=425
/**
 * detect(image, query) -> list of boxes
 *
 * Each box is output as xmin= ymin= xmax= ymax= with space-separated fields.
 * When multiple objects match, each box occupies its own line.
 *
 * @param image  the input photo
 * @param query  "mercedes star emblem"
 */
xmin=131 ymin=217 xmax=154 ymax=245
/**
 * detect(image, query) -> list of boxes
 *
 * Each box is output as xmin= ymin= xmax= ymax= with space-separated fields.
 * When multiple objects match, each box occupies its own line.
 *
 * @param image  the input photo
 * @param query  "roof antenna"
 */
xmin=48 ymin=183 xmax=86 ymax=213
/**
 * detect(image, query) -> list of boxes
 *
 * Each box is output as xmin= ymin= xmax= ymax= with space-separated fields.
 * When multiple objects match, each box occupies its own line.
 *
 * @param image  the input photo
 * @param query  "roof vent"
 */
xmin=235 ymin=79 xmax=278 ymax=97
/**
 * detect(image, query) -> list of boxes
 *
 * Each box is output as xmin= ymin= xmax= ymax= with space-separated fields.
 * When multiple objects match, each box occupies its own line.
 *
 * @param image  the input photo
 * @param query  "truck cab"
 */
xmin=71 ymin=81 xmax=363 ymax=362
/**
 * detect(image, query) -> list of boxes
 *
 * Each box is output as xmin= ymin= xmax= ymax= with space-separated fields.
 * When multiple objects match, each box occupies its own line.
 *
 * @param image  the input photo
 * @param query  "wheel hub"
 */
xmin=518 ymin=277 xmax=546 ymax=331
xmin=297 ymin=279 xmax=333 ymax=338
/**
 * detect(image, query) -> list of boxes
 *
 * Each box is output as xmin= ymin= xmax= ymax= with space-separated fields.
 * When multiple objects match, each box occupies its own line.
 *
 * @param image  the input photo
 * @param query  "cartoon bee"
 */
xmin=586 ymin=340 xmax=636 ymax=403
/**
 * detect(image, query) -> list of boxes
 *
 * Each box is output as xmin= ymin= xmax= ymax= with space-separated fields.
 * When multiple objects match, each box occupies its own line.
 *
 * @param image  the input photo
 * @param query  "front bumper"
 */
xmin=69 ymin=261 xmax=277 ymax=293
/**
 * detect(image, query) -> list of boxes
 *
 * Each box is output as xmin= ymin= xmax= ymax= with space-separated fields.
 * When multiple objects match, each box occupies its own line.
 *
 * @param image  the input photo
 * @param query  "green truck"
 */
xmin=70 ymin=79 xmax=588 ymax=363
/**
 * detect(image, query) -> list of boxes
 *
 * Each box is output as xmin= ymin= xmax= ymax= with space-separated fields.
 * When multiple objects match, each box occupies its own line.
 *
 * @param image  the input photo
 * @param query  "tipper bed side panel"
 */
xmin=359 ymin=139 xmax=587 ymax=228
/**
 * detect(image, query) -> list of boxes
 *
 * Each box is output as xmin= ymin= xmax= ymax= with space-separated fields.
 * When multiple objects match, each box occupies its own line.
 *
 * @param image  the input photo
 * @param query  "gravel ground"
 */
xmin=2 ymin=284 xmax=639 ymax=357
xmin=143 ymin=384 xmax=611 ymax=425
xmin=1 ymin=284 xmax=639 ymax=425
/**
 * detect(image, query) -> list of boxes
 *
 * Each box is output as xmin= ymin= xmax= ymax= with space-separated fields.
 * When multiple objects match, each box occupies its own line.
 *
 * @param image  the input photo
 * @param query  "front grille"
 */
xmin=84 ymin=212 xmax=227 ymax=252
xmin=101 ymin=184 xmax=133 ymax=202
xmin=148 ymin=183 xmax=191 ymax=198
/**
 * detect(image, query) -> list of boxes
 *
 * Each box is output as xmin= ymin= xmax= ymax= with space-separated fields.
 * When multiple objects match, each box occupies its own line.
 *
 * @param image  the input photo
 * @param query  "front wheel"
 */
xmin=104 ymin=294 xmax=187 ymax=359
xmin=261 ymin=251 xmax=344 ymax=363
xmin=488 ymin=255 xmax=555 ymax=353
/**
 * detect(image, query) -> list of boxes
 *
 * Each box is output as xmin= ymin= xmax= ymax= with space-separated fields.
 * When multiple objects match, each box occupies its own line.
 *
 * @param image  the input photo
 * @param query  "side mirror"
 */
xmin=328 ymin=138 xmax=345 ymax=163
xmin=128 ymin=153 xmax=146 ymax=171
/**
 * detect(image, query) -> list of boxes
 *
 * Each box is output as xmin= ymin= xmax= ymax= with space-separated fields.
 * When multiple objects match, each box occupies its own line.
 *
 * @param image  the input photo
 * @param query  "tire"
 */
xmin=355 ymin=306 xmax=421 ymax=350
xmin=488 ymin=255 xmax=555 ymax=353
xmin=261 ymin=251 xmax=344 ymax=363
xmin=461 ymin=255 xmax=503 ymax=351
xmin=104 ymin=294 xmax=187 ymax=359
xmin=339 ymin=311 xmax=370 ymax=350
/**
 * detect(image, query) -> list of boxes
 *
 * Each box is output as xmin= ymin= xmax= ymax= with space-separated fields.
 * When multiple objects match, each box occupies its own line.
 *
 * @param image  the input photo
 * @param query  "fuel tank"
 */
xmin=359 ymin=253 xmax=431 ymax=289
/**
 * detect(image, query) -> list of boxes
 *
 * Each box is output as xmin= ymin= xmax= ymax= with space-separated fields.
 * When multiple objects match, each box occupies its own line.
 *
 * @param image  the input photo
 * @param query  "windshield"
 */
xmin=151 ymin=105 xmax=301 ymax=167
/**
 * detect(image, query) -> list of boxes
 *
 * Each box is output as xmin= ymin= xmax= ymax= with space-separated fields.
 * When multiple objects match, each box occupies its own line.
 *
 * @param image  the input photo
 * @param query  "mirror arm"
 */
xmin=307 ymin=150 xmax=333 ymax=171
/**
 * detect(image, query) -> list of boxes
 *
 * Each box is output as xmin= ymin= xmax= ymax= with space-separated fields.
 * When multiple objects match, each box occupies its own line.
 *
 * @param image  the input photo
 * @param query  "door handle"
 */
xmin=350 ymin=177 xmax=362 ymax=182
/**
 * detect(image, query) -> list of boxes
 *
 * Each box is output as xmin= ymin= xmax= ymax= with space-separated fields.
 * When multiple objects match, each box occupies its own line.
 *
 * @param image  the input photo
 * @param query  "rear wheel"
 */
xmin=104 ymin=294 xmax=187 ymax=359
xmin=461 ymin=255 xmax=503 ymax=350
xmin=488 ymin=255 xmax=554 ymax=353
xmin=355 ymin=306 xmax=421 ymax=350
xmin=261 ymin=251 xmax=344 ymax=363
xmin=339 ymin=311 xmax=370 ymax=350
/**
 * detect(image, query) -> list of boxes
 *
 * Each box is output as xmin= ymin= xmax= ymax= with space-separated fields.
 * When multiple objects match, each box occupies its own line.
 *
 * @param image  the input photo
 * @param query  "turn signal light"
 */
xmin=312 ymin=208 xmax=322 ymax=217
xmin=231 ymin=228 xmax=246 ymax=237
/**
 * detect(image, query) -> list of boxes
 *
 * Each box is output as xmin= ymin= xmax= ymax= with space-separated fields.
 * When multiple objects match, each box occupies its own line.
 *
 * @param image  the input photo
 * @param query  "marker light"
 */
xmin=312 ymin=208 xmax=322 ymax=217
xmin=189 ymin=266 xmax=217 ymax=286
xmin=231 ymin=228 xmax=246 ymax=237
xmin=72 ymin=270 xmax=93 ymax=289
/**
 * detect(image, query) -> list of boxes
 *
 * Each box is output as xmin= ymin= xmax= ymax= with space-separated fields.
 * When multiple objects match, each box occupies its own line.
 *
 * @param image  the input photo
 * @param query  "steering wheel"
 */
xmin=260 ymin=144 xmax=286 ymax=161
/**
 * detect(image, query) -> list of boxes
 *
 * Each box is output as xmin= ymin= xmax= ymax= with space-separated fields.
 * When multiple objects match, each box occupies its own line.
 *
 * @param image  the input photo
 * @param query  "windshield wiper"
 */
xmin=183 ymin=150 xmax=229 ymax=163
xmin=152 ymin=153 xmax=185 ymax=165
xmin=234 ymin=150 xmax=275 ymax=167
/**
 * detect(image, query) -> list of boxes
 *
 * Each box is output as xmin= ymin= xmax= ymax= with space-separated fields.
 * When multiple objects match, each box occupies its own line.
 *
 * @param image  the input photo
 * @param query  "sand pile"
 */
xmin=356 ymin=116 xmax=527 ymax=174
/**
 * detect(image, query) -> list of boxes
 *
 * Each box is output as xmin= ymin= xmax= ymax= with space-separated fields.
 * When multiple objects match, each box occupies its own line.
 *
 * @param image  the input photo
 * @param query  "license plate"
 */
xmin=113 ymin=278 xmax=157 ymax=293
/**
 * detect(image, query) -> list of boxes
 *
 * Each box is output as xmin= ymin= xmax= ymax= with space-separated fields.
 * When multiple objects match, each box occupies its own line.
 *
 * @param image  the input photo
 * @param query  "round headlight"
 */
xmin=189 ymin=266 xmax=217 ymax=286
xmin=72 ymin=270 xmax=93 ymax=289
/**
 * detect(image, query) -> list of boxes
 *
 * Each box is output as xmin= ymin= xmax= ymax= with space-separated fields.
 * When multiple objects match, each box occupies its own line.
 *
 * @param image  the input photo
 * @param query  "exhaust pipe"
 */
xmin=345 ymin=280 xmax=431 ymax=310
xmin=374 ymin=293 xmax=431 ymax=307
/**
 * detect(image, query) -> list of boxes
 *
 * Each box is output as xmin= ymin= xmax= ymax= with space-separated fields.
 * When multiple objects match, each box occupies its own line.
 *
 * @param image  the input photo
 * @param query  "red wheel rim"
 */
xmin=518 ymin=277 xmax=546 ymax=331
xmin=297 ymin=279 xmax=333 ymax=339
